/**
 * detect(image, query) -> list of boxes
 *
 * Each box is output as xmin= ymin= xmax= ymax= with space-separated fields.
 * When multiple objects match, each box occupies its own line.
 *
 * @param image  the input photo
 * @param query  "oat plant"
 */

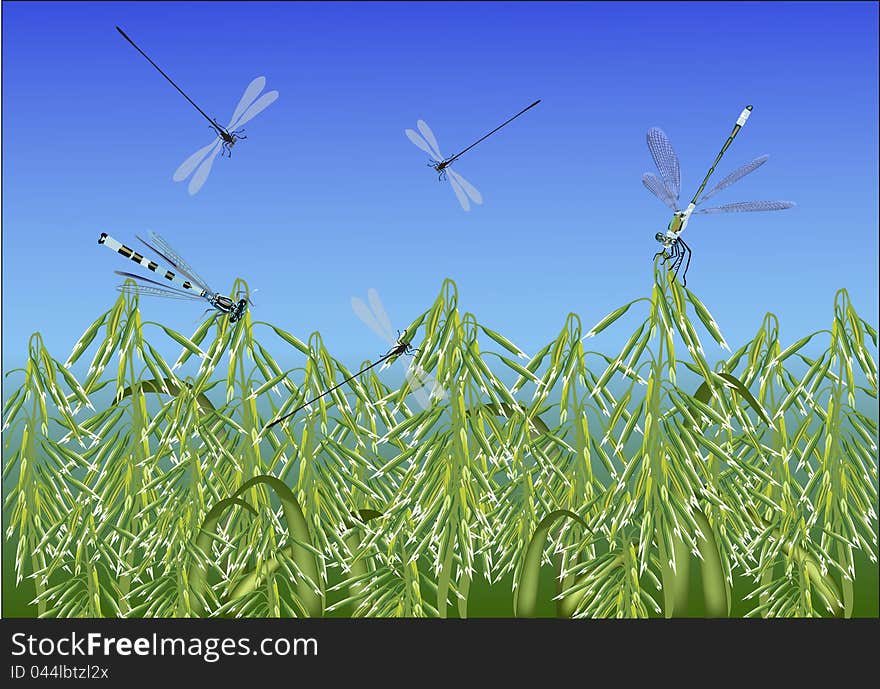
xmin=3 ymin=271 xmax=877 ymax=618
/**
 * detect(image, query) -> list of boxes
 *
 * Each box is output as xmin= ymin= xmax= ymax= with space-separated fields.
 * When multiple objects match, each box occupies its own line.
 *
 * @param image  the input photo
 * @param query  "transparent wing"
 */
xmin=138 ymin=232 xmax=212 ymax=292
xmin=642 ymin=172 xmax=679 ymax=211
xmin=188 ymin=144 xmax=223 ymax=195
xmin=405 ymin=363 xmax=443 ymax=410
xmin=230 ymin=90 xmax=278 ymax=129
xmin=173 ymin=139 xmax=220 ymax=182
xmin=352 ymin=296 xmax=394 ymax=344
xmin=694 ymin=200 xmax=796 ymax=214
xmin=406 ymin=128 xmax=437 ymax=158
xmin=447 ymin=173 xmax=471 ymax=211
xmin=227 ymin=76 xmax=266 ymax=128
xmin=417 ymin=120 xmax=444 ymax=159
xmin=448 ymin=168 xmax=482 ymax=205
xmin=367 ymin=289 xmax=394 ymax=342
xmin=117 ymin=284 xmax=208 ymax=301
xmin=646 ymin=128 xmax=681 ymax=202
xmin=114 ymin=273 xmax=207 ymax=301
xmin=408 ymin=371 xmax=432 ymax=409
xmin=699 ymin=155 xmax=770 ymax=203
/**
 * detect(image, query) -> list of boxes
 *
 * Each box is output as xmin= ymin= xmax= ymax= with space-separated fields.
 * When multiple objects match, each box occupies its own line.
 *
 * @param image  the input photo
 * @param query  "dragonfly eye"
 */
xmin=655 ymin=232 xmax=665 ymax=242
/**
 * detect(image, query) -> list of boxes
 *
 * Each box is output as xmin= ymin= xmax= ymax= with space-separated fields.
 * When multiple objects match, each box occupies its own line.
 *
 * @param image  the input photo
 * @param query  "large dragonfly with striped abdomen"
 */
xmin=116 ymin=26 xmax=278 ymax=195
xmin=98 ymin=232 xmax=248 ymax=322
xmin=644 ymin=105 xmax=795 ymax=285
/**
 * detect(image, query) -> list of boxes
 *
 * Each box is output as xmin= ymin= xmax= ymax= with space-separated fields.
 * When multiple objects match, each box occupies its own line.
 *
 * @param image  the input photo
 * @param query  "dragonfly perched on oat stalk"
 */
xmin=352 ymin=289 xmax=445 ymax=410
xmin=265 ymin=290 xmax=443 ymax=429
xmin=406 ymin=100 xmax=541 ymax=210
xmin=116 ymin=26 xmax=278 ymax=195
xmin=98 ymin=231 xmax=249 ymax=322
xmin=644 ymin=105 xmax=795 ymax=285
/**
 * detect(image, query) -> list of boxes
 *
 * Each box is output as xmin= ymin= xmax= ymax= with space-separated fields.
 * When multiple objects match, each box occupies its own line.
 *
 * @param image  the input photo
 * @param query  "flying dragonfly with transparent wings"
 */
xmin=98 ymin=232 xmax=248 ymax=322
xmin=172 ymin=76 xmax=278 ymax=194
xmin=352 ymin=289 xmax=445 ymax=410
xmin=644 ymin=105 xmax=795 ymax=285
xmin=405 ymin=99 xmax=541 ymax=210
xmin=116 ymin=26 xmax=278 ymax=195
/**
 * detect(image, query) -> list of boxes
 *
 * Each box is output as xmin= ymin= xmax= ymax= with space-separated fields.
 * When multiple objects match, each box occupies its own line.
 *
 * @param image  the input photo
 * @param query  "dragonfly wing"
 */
xmin=642 ymin=172 xmax=679 ymax=211
xmin=448 ymin=169 xmax=482 ymax=205
xmin=416 ymin=120 xmax=444 ymax=159
xmin=173 ymin=139 xmax=219 ymax=182
xmin=115 ymin=273 xmax=206 ymax=301
xmin=367 ymin=289 xmax=394 ymax=342
xmin=694 ymin=200 xmax=796 ymax=214
xmin=352 ymin=296 xmax=394 ymax=344
xmin=406 ymin=128 xmax=437 ymax=158
xmin=228 ymin=76 xmax=266 ymax=127
xmin=188 ymin=144 xmax=222 ymax=195
xmin=230 ymin=90 xmax=278 ymax=129
xmin=646 ymin=128 xmax=681 ymax=203
xmin=405 ymin=363 xmax=434 ymax=410
xmin=117 ymin=284 xmax=207 ymax=301
xmin=447 ymin=173 xmax=470 ymax=211
xmin=139 ymin=232 xmax=212 ymax=292
xmin=699 ymin=155 xmax=770 ymax=203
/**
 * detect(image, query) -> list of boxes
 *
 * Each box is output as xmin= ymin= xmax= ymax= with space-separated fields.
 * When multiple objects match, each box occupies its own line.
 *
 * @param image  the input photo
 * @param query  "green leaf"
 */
xmin=115 ymin=378 xmax=216 ymax=414
xmin=479 ymin=325 xmax=528 ymax=359
xmin=585 ymin=300 xmax=641 ymax=338
xmin=155 ymin=325 xmax=205 ymax=360
xmin=691 ymin=372 xmax=773 ymax=427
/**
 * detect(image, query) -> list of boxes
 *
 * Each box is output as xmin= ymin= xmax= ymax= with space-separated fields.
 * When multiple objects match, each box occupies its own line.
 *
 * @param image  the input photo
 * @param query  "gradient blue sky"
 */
xmin=2 ymin=1 xmax=878 ymax=371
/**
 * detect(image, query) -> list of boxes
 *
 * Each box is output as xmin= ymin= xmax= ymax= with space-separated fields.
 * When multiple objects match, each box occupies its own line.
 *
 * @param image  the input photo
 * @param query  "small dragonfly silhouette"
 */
xmin=116 ymin=26 xmax=278 ymax=195
xmin=405 ymin=100 xmax=540 ymax=210
xmin=172 ymin=77 xmax=278 ymax=194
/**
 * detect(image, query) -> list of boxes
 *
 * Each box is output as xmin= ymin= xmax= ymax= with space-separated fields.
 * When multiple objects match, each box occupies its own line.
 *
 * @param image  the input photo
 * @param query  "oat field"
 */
xmin=3 ymin=266 xmax=878 ymax=618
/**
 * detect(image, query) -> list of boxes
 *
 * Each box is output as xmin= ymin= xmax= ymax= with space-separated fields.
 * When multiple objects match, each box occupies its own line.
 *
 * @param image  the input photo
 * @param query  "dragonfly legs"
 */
xmin=397 ymin=329 xmax=419 ymax=355
xmin=666 ymin=238 xmax=692 ymax=287
xmin=654 ymin=238 xmax=692 ymax=287
xmin=197 ymin=308 xmax=223 ymax=327
xmin=237 ymin=288 xmax=256 ymax=307
xmin=219 ymin=130 xmax=247 ymax=157
xmin=384 ymin=329 xmax=419 ymax=359
xmin=675 ymin=238 xmax=692 ymax=287
xmin=428 ymin=161 xmax=448 ymax=182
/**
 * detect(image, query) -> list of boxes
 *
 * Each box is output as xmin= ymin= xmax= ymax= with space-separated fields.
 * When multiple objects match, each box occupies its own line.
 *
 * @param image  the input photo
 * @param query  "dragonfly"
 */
xmin=644 ymin=105 xmax=795 ymax=285
xmin=116 ymin=26 xmax=278 ymax=195
xmin=265 ymin=291 xmax=443 ymax=429
xmin=98 ymin=232 xmax=248 ymax=322
xmin=405 ymin=99 xmax=541 ymax=210
xmin=352 ymin=289 xmax=445 ymax=409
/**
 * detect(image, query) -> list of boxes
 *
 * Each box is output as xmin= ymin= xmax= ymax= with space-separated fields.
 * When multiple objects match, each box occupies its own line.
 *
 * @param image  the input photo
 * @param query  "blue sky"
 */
xmin=2 ymin=1 xmax=878 ymax=372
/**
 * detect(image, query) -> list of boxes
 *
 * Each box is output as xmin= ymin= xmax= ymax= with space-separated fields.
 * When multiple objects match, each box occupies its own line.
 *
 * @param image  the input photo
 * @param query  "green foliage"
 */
xmin=3 ymin=273 xmax=878 ymax=618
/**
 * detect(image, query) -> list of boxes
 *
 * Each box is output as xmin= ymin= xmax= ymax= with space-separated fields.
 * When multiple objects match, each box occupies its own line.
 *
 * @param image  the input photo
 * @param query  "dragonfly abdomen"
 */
xmin=99 ymin=233 xmax=205 ymax=296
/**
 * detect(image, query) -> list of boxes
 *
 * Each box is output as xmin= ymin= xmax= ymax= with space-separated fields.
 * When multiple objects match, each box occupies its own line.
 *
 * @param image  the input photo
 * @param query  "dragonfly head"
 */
xmin=229 ymin=298 xmax=249 ymax=323
xmin=430 ymin=159 xmax=449 ymax=180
